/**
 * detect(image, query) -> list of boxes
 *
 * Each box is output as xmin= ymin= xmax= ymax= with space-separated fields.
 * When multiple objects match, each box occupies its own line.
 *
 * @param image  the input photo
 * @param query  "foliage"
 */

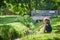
xmin=0 ymin=0 xmax=60 ymax=15
xmin=14 ymin=15 xmax=36 ymax=25
xmin=0 ymin=25 xmax=14 ymax=40
xmin=0 ymin=15 xmax=35 ymax=40
xmin=0 ymin=23 xmax=27 ymax=40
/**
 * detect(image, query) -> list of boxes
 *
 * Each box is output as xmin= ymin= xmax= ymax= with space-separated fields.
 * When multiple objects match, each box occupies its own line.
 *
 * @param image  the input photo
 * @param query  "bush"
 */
xmin=0 ymin=25 xmax=15 ymax=40
xmin=0 ymin=22 xmax=28 ymax=40
xmin=14 ymin=15 xmax=35 ymax=25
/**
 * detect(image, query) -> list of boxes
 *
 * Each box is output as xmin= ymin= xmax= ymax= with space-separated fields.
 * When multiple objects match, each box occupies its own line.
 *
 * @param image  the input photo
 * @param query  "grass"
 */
xmin=0 ymin=15 xmax=60 ymax=40
xmin=18 ymin=16 xmax=60 ymax=40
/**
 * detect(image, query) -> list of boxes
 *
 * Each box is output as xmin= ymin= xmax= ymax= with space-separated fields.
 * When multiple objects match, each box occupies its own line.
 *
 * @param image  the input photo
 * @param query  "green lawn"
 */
xmin=0 ymin=15 xmax=60 ymax=40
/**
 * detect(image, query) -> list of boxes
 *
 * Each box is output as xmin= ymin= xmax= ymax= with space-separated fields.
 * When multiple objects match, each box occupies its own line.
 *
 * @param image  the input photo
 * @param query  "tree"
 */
xmin=0 ymin=0 xmax=60 ymax=15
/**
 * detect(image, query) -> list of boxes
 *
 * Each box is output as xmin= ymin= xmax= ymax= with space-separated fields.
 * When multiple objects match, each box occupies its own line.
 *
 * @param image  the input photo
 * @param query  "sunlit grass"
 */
xmin=0 ymin=15 xmax=60 ymax=40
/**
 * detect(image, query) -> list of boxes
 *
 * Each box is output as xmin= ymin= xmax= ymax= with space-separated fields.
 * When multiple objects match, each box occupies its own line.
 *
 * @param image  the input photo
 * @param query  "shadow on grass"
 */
xmin=0 ymin=36 xmax=3 ymax=40
xmin=0 ymin=17 xmax=17 ymax=24
xmin=53 ymin=37 xmax=60 ymax=40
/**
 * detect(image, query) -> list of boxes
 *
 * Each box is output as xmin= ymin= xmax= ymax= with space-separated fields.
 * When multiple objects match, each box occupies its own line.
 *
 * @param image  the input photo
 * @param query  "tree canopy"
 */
xmin=0 ymin=0 xmax=60 ymax=15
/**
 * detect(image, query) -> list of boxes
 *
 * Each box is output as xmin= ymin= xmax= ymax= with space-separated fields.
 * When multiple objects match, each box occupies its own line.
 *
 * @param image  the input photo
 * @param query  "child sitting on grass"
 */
xmin=38 ymin=17 xmax=52 ymax=33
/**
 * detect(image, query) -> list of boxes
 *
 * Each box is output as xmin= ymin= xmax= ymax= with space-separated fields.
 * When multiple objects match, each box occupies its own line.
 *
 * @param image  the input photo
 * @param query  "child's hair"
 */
xmin=43 ymin=17 xmax=50 ymax=21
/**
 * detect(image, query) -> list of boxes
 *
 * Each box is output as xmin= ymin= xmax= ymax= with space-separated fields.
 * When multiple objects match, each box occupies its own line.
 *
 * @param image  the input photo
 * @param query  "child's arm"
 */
xmin=38 ymin=24 xmax=47 ymax=31
xmin=38 ymin=24 xmax=44 ymax=31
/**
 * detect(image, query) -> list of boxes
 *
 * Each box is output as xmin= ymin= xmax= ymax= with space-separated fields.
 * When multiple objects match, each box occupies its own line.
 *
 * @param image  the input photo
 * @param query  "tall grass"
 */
xmin=0 ymin=15 xmax=60 ymax=40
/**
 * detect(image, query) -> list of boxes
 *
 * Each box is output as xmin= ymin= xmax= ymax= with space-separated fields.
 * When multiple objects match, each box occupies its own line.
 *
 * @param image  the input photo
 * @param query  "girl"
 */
xmin=38 ymin=17 xmax=52 ymax=33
